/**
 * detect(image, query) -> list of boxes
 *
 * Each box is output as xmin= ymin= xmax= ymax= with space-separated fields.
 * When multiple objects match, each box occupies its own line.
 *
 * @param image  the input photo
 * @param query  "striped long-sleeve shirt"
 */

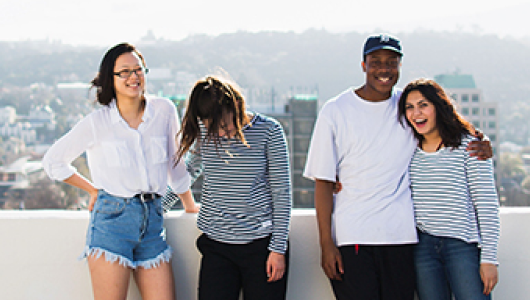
xmin=409 ymin=134 xmax=500 ymax=264
xmin=166 ymin=113 xmax=292 ymax=254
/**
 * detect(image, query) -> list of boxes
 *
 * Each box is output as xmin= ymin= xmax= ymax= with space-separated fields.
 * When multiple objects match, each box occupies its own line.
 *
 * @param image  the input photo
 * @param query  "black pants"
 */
xmin=196 ymin=234 xmax=289 ymax=300
xmin=331 ymin=244 xmax=415 ymax=300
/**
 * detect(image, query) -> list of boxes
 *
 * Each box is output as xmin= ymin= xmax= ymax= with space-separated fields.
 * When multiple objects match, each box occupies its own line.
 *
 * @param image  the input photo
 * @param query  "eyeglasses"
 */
xmin=113 ymin=67 xmax=149 ymax=79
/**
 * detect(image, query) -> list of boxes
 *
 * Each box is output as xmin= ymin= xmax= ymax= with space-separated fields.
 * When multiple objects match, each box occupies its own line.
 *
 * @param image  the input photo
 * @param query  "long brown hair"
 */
xmin=176 ymin=75 xmax=249 ymax=163
xmin=398 ymin=78 xmax=472 ymax=148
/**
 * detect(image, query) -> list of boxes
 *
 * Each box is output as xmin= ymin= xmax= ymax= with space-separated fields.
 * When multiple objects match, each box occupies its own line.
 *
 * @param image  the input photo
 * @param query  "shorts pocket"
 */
xmin=95 ymin=196 xmax=126 ymax=215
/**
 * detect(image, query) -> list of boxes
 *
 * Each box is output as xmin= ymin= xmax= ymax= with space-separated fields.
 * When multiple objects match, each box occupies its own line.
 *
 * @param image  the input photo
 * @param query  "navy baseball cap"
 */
xmin=363 ymin=34 xmax=403 ymax=57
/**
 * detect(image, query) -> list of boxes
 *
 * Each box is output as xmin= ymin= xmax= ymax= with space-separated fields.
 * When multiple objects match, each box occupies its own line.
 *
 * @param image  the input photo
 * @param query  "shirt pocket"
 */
xmin=101 ymin=141 xmax=131 ymax=168
xmin=149 ymin=136 xmax=169 ymax=164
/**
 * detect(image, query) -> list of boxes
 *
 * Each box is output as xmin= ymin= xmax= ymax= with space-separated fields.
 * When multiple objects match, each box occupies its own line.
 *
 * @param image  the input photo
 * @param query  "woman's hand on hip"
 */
xmin=87 ymin=189 xmax=98 ymax=212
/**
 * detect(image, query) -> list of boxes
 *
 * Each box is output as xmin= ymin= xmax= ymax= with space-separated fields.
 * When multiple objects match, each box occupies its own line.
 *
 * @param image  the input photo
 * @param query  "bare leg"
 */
xmin=88 ymin=255 xmax=131 ymax=300
xmin=134 ymin=261 xmax=176 ymax=300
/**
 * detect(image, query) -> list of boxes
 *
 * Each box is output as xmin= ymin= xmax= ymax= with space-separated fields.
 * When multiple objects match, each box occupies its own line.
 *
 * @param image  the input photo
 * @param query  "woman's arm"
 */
xmin=63 ymin=173 xmax=98 ymax=211
xmin=43 ymin=115 xmax=97 ymax=209
xmin=177 ymin=189 xmax=200 ymax=213
xmin=164 ymin=103 xmax=200 ymax=212
xmin=266 ymin=122 xmax=292 ymax=255
xmin=466 ymin=138 xmax=500 ymax=295
xmin=467 ymin=148 xmax=500 ymax=264
xmin=42 ymin=115 xmax=95 ymax=182
xmin=265 ymin=122 xmax=291 ymax=281
xmin=166 ymin=102 xmax=192 ymax=195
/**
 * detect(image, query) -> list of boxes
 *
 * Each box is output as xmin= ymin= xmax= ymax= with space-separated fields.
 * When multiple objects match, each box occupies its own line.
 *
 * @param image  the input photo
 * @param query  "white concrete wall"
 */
xmin=0 ymin=208 xmax=528 ymax=300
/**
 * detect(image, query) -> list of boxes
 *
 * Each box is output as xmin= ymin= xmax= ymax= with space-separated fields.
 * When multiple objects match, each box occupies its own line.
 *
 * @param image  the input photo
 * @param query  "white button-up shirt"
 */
xmin=43 ymin=96 xmax=191 ymax=198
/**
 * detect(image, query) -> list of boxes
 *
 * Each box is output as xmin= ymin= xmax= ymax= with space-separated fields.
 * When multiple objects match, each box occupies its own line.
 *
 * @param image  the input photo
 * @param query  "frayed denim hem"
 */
xmin=79 ymin=246 xmax=135 ymax=269
xmin=135 ymin=246 xmax=173 ymax=269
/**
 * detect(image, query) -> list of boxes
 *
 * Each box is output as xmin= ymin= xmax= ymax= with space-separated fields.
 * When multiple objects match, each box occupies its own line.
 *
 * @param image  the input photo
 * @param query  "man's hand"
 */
xmin=468 ymin=129 xmax=493 ymax=160
xmin=333 ymin=181 xmax=343 ymax=194
xmin=480 ymin=263 xmax=498 ymax=295
xmin=266 ymin=252 xmax=286 ymax=282
xmin=320 ymin=241 xmax=344 ymax=280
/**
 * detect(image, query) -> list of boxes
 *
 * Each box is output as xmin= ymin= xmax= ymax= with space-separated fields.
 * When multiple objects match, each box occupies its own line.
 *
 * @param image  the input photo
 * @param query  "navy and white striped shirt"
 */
xmin=165 ymin=113 xmax=292 ymax=254
xmin=409 ymin=134 xmax=500 ymax=264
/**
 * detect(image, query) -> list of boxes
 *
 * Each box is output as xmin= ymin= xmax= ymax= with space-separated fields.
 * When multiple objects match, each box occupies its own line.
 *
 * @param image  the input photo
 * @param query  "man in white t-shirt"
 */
xmin=304 ymin=33 xmax=416 ymax=300
xmin=304 ymin=34 xmax=490 ymax=300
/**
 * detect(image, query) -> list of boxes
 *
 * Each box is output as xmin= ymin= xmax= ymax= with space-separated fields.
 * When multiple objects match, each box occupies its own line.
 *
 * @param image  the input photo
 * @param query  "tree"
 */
xmin=499 ymin=153 xmax=525 ymax=179
xmin=499 ymin=152 xmax=530 ymax=206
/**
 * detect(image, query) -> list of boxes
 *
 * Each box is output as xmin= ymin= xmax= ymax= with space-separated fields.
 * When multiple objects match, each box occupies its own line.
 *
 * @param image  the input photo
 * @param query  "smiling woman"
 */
xmin=42 ymin=42 xmax=199 ymax=300
xmin=397 ymin=78 xmax=500 ymax=300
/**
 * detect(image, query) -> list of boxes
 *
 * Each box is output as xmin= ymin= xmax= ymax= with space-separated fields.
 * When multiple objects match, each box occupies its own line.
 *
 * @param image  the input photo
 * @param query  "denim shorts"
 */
xmin=80 ymin=190 xmax=172 ymax=269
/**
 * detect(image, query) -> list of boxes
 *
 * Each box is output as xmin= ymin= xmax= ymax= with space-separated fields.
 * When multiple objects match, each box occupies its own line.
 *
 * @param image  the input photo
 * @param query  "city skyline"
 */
xmin=0 ymin=0 xmax=528 ymax=46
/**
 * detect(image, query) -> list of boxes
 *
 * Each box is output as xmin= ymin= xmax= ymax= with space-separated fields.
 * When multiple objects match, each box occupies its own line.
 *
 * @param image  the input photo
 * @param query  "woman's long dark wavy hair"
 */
xmin=176 ymin=75 xmax=250 ymax=163
xmin=90 ymin=43 xmax=147 ymax=106
xmin=398 ymin=78 xmax=472 ymax=148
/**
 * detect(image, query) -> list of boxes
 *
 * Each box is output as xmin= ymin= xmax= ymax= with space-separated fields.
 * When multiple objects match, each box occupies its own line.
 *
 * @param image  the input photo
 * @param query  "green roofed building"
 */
xmin=435 ymin=73 xmax=476 ymax=89
xmin=292 ymin=94 xmax=319 ymax=101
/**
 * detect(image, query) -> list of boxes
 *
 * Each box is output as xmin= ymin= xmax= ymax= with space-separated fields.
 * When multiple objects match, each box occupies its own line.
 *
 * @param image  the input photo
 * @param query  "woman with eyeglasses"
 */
xmin=42 ymin=42 xmax=199 ymax=300
xmin=165 ymin=73 xmax=292 ymax=300
xmin=397 ymin=78 xmax=500 ymax=300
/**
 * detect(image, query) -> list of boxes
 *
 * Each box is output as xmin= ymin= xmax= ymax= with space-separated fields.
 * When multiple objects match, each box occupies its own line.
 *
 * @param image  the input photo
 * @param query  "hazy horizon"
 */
xmin=1 ymin=0 xmax=529 ymax=47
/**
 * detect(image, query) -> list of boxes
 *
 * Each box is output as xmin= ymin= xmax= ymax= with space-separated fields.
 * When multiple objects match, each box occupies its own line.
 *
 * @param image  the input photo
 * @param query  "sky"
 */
xmin=0 ymin=0 xmax=529 ymax=46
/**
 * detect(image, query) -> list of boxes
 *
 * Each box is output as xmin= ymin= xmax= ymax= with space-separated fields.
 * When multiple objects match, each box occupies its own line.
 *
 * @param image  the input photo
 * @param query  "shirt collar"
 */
xmin=109 ymin=100 xmax=121 ymax=124
xmin=109 ymin=97 xmax=153 ymax=124
xmin=142 ymin=97 xmax=153 ymax=122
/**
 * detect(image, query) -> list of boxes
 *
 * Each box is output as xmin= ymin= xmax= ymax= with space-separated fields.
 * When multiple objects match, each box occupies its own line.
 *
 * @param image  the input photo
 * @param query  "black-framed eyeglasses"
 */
xmin=113 ymin=67 xmax=149 ymax=79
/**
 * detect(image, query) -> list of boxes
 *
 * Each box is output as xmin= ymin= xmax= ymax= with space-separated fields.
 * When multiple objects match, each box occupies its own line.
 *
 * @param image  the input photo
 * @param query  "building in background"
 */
xmin=270 ymin=94 xmax=318 ymax=208
xmin=0 ymin=106 xmax=17 ymax=124
xmin=18 ymin=105 xmax=56 ymax=131
xmin=435 ymin=72 xmax=499 ymax=179
xmin=0 ymin=156 xmax=45 ymax=207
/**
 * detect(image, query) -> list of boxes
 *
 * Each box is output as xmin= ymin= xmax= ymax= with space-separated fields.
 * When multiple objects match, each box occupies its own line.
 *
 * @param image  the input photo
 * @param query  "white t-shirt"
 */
xmin=303 ymin=88 xmax=418 ymax=245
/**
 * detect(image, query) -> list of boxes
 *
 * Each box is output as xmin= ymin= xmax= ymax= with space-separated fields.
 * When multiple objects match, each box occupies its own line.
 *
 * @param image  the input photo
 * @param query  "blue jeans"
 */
xmin=414 ymin=231 xmax=490 ymax=300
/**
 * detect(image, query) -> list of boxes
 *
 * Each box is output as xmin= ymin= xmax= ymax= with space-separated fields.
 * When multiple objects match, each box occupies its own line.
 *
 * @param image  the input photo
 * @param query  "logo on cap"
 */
xmin=363 ymin=33 xmax=403 ymax=57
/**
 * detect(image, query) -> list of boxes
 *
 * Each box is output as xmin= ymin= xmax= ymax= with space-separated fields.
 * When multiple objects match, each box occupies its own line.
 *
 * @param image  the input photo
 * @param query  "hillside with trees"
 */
xmin=0 ymin=29 xmax=529 ymax=142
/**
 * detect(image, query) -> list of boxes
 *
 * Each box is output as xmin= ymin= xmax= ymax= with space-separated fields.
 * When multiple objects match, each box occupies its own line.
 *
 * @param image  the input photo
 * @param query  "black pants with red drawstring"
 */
xmin=331 ymin=244 xmax=415 ymax=300
xmin=196 ymin=234 xmax=289 ymax=300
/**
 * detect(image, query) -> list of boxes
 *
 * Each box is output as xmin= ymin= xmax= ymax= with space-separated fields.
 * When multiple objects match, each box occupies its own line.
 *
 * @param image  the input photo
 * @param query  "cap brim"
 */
xmin=364 ymin=45 xmax=403 ymax=56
